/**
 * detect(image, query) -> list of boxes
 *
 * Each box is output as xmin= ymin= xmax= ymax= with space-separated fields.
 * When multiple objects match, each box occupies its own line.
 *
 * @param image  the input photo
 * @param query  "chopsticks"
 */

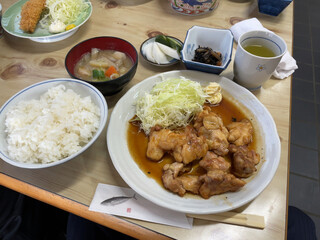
xmin=187 ymin=212 xmax=265 ymax=229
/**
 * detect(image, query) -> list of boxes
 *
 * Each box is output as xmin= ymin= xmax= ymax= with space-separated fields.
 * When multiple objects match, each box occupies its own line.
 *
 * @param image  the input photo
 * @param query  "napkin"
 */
xmin=230 ymin=18 xmax=298 ymax=79
xmin=89 ymin=183 xmax=193 ymax=229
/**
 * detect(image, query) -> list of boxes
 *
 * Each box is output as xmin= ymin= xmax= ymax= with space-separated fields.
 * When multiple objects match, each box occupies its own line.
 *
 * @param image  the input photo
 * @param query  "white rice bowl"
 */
xmin=0 ymin=79 xmax=108 ymax=169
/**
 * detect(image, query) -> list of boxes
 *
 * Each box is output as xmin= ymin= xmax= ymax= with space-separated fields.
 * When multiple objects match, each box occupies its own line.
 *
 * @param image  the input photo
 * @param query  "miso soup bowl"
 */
xmin=65 ymin=37 xmax=138 ymax=96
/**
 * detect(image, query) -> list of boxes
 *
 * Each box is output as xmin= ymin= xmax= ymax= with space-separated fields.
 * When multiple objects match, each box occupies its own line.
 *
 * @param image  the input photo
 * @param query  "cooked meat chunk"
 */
xmin=162 ymin=162 xmax=186 ymax=196
xmin=199 ymin=170 xmax=246 ymax=199
xmin=180 ymin=164 xmax=192 ymax=173
xmin=230 ymin=144 xmax=260 ymax=178
xmin=197 ymin=151 xmax=243 ymax=198
xmin=198 ymin=127 xmax=229 ymax=156
xmin=164 ymin=162 xmax=183 ymax=178
xmin=147 ymin=126 xmax=208 ymax=164
xmin=162 ymin=163 xmax=201 ymax=195
xmin=179 ymin=175 xmax=202 ymax=195
xmin=194 ymin=106 xmax=223 ymax=130
xmin=174 ymin=127 xmax=208 ymax=164
xmin=199 ymin=151 xmax=230 ymax=172
xmin=20 ymin=0 xmax=46 ymax=33
xmin=227 ymin=119 xmax=253 ymax=146
xmin=194 ymin=107 xmax=229 ymax=155
xmin=228 ymin=143 xmax=238 ymax=153
xmin=202 ymin=111 xmax=225 ymax=130
xmin=146 ymin=129 xmax=180 ymax=161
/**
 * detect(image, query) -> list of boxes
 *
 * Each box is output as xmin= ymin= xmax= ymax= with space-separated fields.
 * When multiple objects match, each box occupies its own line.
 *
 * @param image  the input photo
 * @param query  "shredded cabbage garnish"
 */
xmin=135 ymin=77 xmax=206 ymax=135
xmin=39 ymin=0 xmax=90 ymax=29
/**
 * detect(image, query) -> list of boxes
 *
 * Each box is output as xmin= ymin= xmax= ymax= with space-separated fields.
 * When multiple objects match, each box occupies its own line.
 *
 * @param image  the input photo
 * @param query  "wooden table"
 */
xmin=0 ymin=0 xmax=293 ymax=239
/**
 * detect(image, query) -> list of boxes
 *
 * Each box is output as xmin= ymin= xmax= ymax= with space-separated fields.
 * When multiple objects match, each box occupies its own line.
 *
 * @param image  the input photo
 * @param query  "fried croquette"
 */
xmin=20 ymin=0 xmax=46 ymax=33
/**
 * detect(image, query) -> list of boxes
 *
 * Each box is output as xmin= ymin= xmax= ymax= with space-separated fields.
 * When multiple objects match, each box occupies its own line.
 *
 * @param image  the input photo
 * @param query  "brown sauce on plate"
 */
xmin=127 ymin=97 xmax=257 ymax=187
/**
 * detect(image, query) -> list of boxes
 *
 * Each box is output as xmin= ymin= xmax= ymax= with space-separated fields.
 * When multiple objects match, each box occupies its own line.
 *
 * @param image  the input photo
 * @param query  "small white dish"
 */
xmin=181 ymin=26 xmax=233 ymax=74
xmin=107 ymin=70 xmax=280 ymax=214
xmin=0 ymin=79 xmax=108 ymax=169
xmin=140 ymin=36 xmax=183 ymax=67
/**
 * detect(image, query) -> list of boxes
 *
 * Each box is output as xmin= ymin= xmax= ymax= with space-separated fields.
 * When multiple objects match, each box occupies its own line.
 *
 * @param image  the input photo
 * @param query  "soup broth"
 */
xmin=74 ymin=49 xmax=133 ymax=82
xmin=243 ymin=44 xmax=276 ymax=57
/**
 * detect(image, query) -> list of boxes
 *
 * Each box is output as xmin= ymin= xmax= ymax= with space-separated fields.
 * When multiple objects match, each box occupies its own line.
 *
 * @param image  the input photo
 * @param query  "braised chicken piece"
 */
xmin=199 ymin=151 xmax=230 ymax=172
xmin=162 ymin=162 xmax=186 ymax=196
xmin=180 ymin=164 xmax=192 ymax=173
xmin=229 ymin=144 xmax=260 ymax=178
xmin=194 ymin=106 xmax=229 ymax=156
xmin=194 ymin=106 xmax=224 ymax=131
xmin=227 ymin=119 xmax=253 ymax=146
xmin=197 ymin=151 xmax=243 ymax=198
xmin=147 ymin=126 xmax=208 ymax=164
xmin=147 ymin=128 xmax=182 ymax=161
xmin=162 ymin=163 xmax=202 ymax=196
xmin=174 ymin=127 xmax=208 ymax=164
xmin=199 ymin=170 xmax=246 ymax=199
xmin=197 ymin=127 xmax=229 ymax=156
xmin=228 ymin=143 xmax=239 ymax=153
xmin=179 ymin=175 xmax=202 ymax=195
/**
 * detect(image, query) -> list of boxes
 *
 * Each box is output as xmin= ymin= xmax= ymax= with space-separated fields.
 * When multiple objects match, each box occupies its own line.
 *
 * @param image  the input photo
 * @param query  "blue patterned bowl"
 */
xmin=170 ymin=0 xmax=219 ymax=16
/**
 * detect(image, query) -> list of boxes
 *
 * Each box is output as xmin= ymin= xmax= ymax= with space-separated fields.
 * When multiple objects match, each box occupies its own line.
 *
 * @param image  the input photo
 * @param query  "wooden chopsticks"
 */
xmin=187 ymin=212 xmax=265 ymax=229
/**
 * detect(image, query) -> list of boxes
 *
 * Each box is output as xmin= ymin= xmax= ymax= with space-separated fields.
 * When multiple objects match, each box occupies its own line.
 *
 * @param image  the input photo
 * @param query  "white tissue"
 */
xmin=273 ymin=51 xmax=298 ymax=79
xmin=89 ymin=183 xmax=193 ymax=229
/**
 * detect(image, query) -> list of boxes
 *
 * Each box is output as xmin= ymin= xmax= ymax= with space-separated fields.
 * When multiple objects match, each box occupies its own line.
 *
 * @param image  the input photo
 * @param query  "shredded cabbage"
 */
xmin=39 ymin=0 xmax=90 ymax=29
xmin=135 ymin=77 xmax=206 ymax=135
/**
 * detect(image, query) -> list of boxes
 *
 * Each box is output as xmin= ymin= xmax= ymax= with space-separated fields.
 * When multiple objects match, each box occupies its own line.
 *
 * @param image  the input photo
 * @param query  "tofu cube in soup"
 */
xmin=112 ymin=51 xmax=126 ymax=60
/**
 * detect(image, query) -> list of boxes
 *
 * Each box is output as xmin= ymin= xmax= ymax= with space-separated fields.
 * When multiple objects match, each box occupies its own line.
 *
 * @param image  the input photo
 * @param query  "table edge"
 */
xmin=0 ymin=173 xmax=172 ymax=240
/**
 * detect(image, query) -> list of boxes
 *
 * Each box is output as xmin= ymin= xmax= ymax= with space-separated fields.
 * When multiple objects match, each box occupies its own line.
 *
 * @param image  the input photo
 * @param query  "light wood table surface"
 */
xmin=0 ymin=0 xmax=293 ymax=239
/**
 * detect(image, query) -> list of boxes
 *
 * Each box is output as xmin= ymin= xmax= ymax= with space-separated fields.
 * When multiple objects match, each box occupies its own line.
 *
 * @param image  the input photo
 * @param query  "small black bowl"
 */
xmin=65 ymin=36 xmax=138 ymax=96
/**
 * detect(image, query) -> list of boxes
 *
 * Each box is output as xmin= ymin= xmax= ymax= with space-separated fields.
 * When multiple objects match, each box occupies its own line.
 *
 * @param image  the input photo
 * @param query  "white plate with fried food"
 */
xmin=1 ymin=0 xmax=92 ymax=43
xmin=107 ymin=70 xmax=280 ymax=214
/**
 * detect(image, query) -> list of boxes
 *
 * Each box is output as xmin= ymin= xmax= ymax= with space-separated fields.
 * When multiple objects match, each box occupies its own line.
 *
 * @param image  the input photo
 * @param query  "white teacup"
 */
xmin=233 ymin=30 xmax=287 ymax=90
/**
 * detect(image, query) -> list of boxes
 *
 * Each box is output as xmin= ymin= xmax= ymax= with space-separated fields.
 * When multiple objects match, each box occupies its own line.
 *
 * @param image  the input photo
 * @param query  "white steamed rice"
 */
xmin=5 ymin=85 xmax=100 ymax=164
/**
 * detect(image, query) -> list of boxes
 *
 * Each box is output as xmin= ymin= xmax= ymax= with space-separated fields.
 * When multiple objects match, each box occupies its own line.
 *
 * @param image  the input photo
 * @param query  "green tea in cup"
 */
xmin=233 ymin=30 xmax=287 ymax=90
xmin=243 ymin=45 xmax=276 ymax=57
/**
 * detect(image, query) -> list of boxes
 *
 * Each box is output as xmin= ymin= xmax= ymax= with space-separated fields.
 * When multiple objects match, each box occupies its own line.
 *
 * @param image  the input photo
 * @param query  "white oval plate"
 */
xmin=107 ymin=70 xmax=280 ymax=214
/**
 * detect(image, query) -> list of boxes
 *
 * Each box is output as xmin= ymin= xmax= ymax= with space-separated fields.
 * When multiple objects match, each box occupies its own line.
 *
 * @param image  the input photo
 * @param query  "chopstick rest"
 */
xmin=187 ymin=212 xmax=265 ymax=229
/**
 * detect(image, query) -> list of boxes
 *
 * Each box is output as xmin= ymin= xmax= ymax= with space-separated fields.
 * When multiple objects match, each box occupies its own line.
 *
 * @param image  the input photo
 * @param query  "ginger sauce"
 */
xmin=127 ymin=97 xmax=256 ymax=186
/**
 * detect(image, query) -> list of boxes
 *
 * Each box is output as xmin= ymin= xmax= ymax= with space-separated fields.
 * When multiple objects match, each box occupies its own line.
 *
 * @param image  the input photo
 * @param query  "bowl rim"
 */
xmin=237 ymin=30 xmax=287 ymax=60
xmin=181 ymin=25 xmax=233 ymax=70
xmin=0 ymin=78 xmax=108 ymax=169
xmin=65 ymin=36 xmax=138 ymax=84
xmin=139 ymin=35 xmax=183 ymax=67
